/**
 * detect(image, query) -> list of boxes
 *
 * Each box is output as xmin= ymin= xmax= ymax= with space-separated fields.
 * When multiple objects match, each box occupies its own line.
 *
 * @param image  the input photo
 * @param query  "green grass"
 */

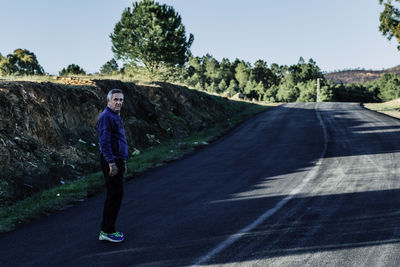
xmin=0 ymin=100 xmax=270 ymax=234
xmin=169 ymin=113 xmax=187 ymax=128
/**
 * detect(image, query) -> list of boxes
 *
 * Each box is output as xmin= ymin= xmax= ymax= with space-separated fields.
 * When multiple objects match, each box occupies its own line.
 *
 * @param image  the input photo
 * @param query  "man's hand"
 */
xmin=109 ymin=163 xmax=118 ymax=176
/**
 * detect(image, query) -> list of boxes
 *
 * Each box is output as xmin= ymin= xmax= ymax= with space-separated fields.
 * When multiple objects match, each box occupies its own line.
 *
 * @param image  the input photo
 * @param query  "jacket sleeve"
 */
xmin=97 ymin=115 xmax=114 ymax=163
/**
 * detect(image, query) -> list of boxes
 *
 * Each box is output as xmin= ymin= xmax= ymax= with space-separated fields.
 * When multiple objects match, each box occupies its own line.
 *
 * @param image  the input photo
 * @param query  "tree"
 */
xmin=0 ymin=49 xmax=44 ymax=76
xmin=270 ymin=63 xmax=285 ymax=84
xmin=296 ymin=80 xmax=317 ymax=102
xmin=203 ymin=54 xmax=222 ymax=85
xmin=220 ymin=58 xmax=234 ymax=83
xmin=218 ymin=79 xmax=228 ymax=92
xmin=320 ymin=80 xmax=334 ymax=102
xmin=227 ymin=79 xmax=239 ymax=95
xmin=244 ymin=79 xmax=258 ymax=99
xmin=235 ymin=61 xmax=250 ymax=90
xmin=206 ymin=82 xmax=218 ymax=93
xmin=251 ymin=59 xmax=275 ymax=88
xmin=186 ymin=56 xmax=206 ymax=87
xmin=0 ymin=53 xmax=13 ymax=75
xmin=110 ymin=0 xmax=194 ymax=74
xmin=100 ymin=59 xmax=119 ymax=75
xmin=378 ymin=73 xmax=400 ymax=101
xmin=59 ymin=64 xmax=86 ymax=76
xmin=276 ymin=75 xmax=300 ymax=102
xmin=194 ymin=81 xmax=203 ymax=90
xmin=263 ymin=85 xmax=279 ymax=102
xmin=255 ymin=81 xmax=266 ymax=101
xmin=186 ymin=72 xmax=203 ymax=87
xmin=379 ymin=0 xmax=400 ymax=49
xmin=289 ymin=57 xmax=323 ymax=84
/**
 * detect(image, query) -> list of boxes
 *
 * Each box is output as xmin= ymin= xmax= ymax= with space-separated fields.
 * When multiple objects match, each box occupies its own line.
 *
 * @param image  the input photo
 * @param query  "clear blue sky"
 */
xmin=1 ymin=0 xmax=399 ymax=75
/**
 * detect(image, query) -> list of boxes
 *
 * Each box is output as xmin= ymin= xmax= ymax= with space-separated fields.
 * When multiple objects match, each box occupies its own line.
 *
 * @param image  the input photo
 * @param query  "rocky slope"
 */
xmin=0 ymin=79 xmax=241 ymax=205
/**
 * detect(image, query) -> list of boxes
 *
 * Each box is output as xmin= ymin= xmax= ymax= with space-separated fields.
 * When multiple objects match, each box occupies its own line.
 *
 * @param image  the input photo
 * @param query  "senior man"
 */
xmin=97 ymin=88 xmax=128 ymax=243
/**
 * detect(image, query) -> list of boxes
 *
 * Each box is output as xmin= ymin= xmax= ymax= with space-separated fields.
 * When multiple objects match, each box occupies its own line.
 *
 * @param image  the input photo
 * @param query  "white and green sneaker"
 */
xmin=99 ymin=231 xmax=125 ymax=242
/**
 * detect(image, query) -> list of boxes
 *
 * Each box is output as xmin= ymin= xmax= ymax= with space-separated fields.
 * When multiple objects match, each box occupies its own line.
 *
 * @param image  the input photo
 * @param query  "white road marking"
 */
xmin=192 ymin=104 xmax=328 ymax=266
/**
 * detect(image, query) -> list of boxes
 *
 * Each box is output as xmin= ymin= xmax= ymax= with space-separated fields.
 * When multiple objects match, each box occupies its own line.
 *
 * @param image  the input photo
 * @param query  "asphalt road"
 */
xmin=2 ymin=102 xmax=400 ymax=266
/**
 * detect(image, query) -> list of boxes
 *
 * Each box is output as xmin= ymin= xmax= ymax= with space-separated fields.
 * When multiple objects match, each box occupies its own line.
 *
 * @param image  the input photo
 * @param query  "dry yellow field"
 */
xmin=364 ymin=98 xmax=400 ymax=119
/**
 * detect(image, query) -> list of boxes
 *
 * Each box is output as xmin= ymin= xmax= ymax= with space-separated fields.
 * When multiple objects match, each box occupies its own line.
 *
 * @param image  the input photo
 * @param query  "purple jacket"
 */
xmin=97 ymin=106 xmax=128 ymax=163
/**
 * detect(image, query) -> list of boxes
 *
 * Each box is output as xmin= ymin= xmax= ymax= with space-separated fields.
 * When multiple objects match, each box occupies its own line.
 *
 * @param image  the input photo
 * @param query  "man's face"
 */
xmin=108 ymin=93 xmax=124 ymax=112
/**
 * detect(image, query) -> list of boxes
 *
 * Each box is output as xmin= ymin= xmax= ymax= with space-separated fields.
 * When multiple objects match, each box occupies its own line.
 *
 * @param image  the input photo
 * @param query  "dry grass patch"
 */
xmin=364 ymin=98 xmax=400 ymax=119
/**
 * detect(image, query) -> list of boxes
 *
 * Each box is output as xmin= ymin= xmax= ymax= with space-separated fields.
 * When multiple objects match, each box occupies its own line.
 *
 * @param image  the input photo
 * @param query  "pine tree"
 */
xmin=235 ymin=61 xmax=250 ymax=90
xmin=227 ymin=80 xmax=239 ymax=95
xmin=203 ymin=54 xmax=222 ymax=85
xmin=206 ymin=82 xmax=218 ymax=93
xmin=195 ymin=82 xmax=203 ymax=90
xmin=110 ymin=0 xmax=194 ymax=74
xmin=59 ymin=64 xmax=86 ymax=76
xmin=218 ymin=79 xmax=228 ymax=92
xmin=255 ymin=81 xmax=265 ymax=101
xmin=244 ymin=79 xmax=258 ymax=99
xmin=100 ymin=59 xmax=119 ymax=75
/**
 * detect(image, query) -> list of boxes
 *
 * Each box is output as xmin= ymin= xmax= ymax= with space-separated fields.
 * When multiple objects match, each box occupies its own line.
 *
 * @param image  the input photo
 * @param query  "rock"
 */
xmin=232 ymin=92 xmax=244 ymax=100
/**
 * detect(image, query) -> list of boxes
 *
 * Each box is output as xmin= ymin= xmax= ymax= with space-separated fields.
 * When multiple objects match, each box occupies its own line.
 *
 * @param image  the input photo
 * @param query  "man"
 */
xmin=97 ymin=88 xmax=128 ymax=243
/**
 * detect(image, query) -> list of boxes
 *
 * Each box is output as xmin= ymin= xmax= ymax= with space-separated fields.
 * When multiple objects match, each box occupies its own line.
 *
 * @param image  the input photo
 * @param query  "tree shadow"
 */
xmin=204 ymin=189 xmax=400 ymax=265
xmin=2 ymin=103 xmax=400 ymax=266
xmin=92 ymin=103 xmax=400 ymax=266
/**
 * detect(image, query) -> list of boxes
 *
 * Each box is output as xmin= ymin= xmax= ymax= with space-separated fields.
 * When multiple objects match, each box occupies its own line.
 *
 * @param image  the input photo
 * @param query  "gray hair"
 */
xmin=107 ymin=88 xmax=123 ymax=101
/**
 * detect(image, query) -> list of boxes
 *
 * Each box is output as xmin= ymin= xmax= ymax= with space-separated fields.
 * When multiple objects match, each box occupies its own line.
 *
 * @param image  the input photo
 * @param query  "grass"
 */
xmin=364 ymin=98 xmax=400 ymax=119
xmin=0 ymin=74 xmax=167 ymax=85
xmin=0 ymin=100 xmax=270 ymax=234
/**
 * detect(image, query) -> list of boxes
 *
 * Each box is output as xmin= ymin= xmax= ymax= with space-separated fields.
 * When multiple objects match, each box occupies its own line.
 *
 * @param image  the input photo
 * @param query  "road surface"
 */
xmin=1 ymin=102 xmax=400 ymax=266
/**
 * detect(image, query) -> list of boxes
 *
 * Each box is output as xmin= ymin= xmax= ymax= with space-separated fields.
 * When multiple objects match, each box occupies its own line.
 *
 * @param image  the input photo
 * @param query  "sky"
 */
xmin=1 ymin=0 xmax=399 ymax=75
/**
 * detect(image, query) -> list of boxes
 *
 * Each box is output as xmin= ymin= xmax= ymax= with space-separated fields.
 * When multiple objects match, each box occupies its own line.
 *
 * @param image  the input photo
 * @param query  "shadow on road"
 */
xmin=2 ymin=103 xmax=400 ymax=266
xmin=319 ymin=104 xmax=400 ymax=158
xmin=80 ymin=190 xmax=400 ymax=266
xmin=205 ymin=189 xmax=400 ymax=264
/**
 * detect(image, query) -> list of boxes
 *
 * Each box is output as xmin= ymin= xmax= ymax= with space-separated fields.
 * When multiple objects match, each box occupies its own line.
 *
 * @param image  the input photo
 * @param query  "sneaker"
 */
xmin=115 ymin=231 xmax=124 ymax=238
xmin=99 ymin=231 xmax=125 ymax=243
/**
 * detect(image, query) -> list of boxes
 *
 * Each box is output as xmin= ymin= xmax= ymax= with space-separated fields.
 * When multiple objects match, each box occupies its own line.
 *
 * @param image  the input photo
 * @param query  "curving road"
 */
xmin=1 ymin=102 xmax=400 ymax=266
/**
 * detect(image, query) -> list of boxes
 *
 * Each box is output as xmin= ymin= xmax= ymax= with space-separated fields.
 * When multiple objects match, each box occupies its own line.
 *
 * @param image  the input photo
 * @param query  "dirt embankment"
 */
xmin=0 ymin=79 xmax=236 ymax=205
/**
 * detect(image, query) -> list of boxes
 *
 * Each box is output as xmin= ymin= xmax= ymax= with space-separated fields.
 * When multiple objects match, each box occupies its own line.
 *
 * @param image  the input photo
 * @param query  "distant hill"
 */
xmin=323 ymin=66 xmax=400 ymax=83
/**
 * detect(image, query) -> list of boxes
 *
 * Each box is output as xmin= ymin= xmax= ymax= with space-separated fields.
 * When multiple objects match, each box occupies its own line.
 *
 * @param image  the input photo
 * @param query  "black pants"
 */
xmin=100 ymin=154 xmax=125 ymax=233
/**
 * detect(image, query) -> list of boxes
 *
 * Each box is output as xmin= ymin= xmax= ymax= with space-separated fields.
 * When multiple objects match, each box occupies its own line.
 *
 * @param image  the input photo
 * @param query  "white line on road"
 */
xmin=192 ymin=104 xmax=328 ymax=266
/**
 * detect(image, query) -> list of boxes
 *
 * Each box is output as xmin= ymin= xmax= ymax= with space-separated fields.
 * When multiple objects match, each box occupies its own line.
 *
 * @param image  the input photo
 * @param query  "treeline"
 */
xmin=116 ymin=55 xmax=400 ymax=104
xmin=178 ymin=55 xmax=326 ymax=102
xmin=117 ymin=55 xmax=333 ymax=102
xmin=2 ymin=48 xmax=400 ymax=103
xmin=176 ymin=56 xmax=400 ymax=103
xmin=309 ymin=72 xmax=400 ymax=103
xmin=0 ymin=49 xmax=87 ymax=76
xmin=330 ymin=73 xmax=400 ymax=103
